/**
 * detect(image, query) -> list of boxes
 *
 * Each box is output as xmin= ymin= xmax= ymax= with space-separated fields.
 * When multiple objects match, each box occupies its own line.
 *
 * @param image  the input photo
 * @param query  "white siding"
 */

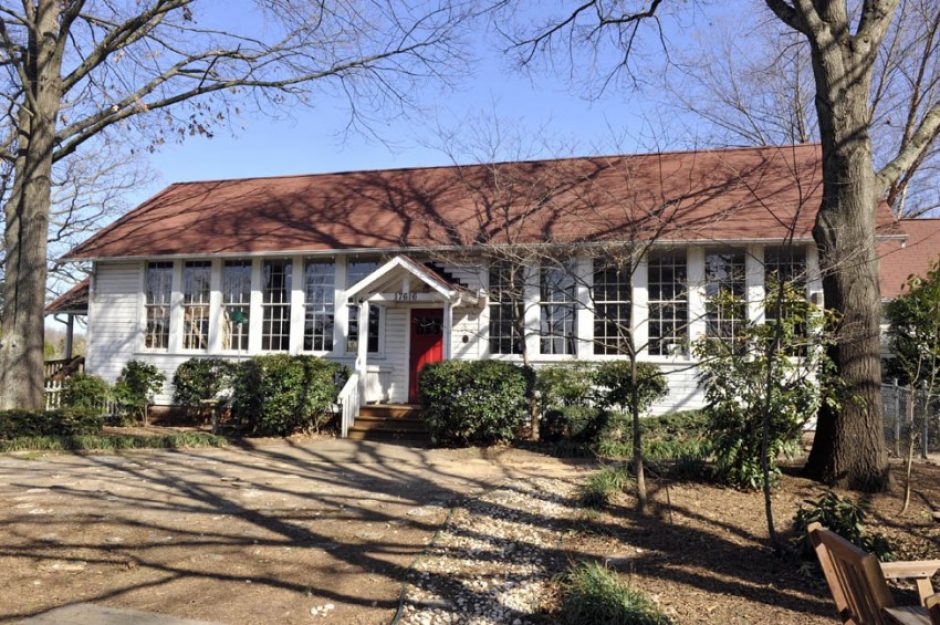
xmin=83 ymin=244 xmax=812 ymax=413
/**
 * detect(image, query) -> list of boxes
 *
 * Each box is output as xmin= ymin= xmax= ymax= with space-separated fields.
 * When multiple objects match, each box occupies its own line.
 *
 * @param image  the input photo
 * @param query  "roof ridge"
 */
xmin=159 ymin=142 xmax=822 ymax=187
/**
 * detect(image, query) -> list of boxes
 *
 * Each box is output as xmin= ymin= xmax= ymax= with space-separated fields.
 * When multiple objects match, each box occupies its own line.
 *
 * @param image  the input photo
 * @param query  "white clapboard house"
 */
xmin=54 ymin=143 xmax=935 ymax=435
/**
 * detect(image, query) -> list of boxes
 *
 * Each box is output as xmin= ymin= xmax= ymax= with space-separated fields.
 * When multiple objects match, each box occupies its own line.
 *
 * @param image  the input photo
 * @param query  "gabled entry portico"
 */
xmin=338 ymin=255 xmax=481 ymax=436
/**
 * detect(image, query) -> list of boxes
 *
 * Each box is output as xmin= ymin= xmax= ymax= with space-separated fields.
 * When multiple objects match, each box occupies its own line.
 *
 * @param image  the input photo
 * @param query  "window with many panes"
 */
xmin=346 ymin=259 xmax=380 ymax=353
xmin=304 ymin=260 xmax=335 ymax=352
xmin=763 ymin=247 xmax=806 ymax=302
xmin=181 ymin=261 xmax=211 ymax=350
xmin=647 ymin=251 xmax=688 ymax=356
xmin=488 ymin=259 xmax=524 ymax=355
xmin=704 ymin=250 xmax=746 ymax=341
xmin=540 ymin=262 xmax=577 ymax=355
xmin=144 ymin=262 xmax=173 ymax=349
xmin=593 ymin=260 xmax=631 ymax=355
xmin=764 ymin=246 xmax=808 ymax=353
xmin=261 ymin=259 xmax=292 ymax=351
xmin=222 ymin=260 xmax=251 ymax=351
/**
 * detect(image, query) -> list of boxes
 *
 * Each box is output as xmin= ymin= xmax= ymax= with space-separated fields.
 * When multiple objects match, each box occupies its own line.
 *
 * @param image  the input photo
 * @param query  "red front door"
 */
xmin=409 ymin=309 xmax=444 ymax=403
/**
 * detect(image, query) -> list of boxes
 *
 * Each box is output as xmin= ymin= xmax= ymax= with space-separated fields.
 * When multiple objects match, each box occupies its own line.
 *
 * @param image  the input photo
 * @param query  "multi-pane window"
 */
xmin=181 ymin=261 xmax=211 ymax=350
xmin=593 ymin=260 xmax=632 ymax=355
xmin=764 ymin=247 xmax=809 ymax=353
xmin=144 ymin=262 xmax=173 ymax=349
xmin=261 ymin=259 xmax=292 ymax=351
xmin=347 ymin=259 xmax=380 ymax=353
xmin=488 ymin=260 xmax=524 ymax=355
xmin=540 ymin=262 xmax=577 ymax=355
xmin=704 ymin=250 xmax=747 ymax=341
xmin=222 ymin=260 xmax=251 ymax=351
xmin=648 ymin=251 xmax=688 ymax=356
xmin=304 ymin=260 xmax=335 ymax=352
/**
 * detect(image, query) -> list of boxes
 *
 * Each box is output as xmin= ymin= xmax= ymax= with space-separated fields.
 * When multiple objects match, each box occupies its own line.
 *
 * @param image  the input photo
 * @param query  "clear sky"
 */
xmin=126 ymin=2 xmax=737 ymax=205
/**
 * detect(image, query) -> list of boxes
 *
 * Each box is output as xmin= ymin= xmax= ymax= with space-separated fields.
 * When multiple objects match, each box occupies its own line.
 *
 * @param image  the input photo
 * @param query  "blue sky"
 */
xmin=127 ymin=2 xmax=739 ymax=205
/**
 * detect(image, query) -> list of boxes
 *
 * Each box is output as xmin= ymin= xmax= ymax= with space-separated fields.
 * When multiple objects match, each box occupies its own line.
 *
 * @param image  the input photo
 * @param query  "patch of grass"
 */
xmin=557 ymin=561 xmax=672 ymax=625
xmin=0 ymin=432 xmax=228 ymax=452
xmin=580 ymin=464 xmax=631 ymax=509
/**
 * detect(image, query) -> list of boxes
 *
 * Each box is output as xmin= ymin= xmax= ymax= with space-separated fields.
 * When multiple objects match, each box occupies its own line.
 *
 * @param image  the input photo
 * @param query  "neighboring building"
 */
xmin=60 ymin=143 xmax=925 ymax=426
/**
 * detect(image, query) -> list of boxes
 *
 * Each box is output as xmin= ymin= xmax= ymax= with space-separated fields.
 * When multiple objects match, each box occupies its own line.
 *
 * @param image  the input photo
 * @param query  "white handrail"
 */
xmin=338 ymin=372 xmax=361 ymax=438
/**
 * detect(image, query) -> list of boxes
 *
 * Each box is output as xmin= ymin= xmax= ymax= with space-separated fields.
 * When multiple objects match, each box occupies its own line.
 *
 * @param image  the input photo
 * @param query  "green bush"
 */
xmin=536 ymin=363 xmax=595 ymax=411
xmin=593 ymin=361 xmax=668 ymax=413
xmin=113 ymin=361 xmax=166 ymax=422
xmin=557 ymin=561 xmax=672 ymax=625
xmin=694 ymin=287 xmax=834 ymax=490
xmin=419 ymin=360 xmax=529 ymax=446
xmin=230 ymin=355 xmax=348 ymax=436
xmin=0 ymin=431 xmax=227 ymax=452
xmin=792 ymin=491 xmax=894 ymax=560
xmin=173 ymin=358 xmax=237 ymax=412
xmin=580 ymin=465 xmax=631 ymax=509
xmin=541 ymin=405 xmax=610 ymax=442
xmin=0 ymin=408 xmax=104 ymax=439
xmin=640 ymin=411 xmax=711 ymax=462
xmin=61 ymin=373 xmax=111 ymax=412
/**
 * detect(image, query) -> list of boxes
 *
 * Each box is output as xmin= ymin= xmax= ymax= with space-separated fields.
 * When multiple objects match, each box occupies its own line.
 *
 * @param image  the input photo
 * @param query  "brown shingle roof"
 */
xmin=879 ymin=219 xmax=940 ymax=299
xmin=65 ymin=143 xmax=900 ymax=260
xmin=44 ymin=278 xmax=89 ymax=315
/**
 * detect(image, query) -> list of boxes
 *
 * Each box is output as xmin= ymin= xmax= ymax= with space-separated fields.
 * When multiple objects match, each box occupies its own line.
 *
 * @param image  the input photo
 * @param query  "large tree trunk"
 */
xmin=0 ymin=0 xmax=63 ymax=410
xmin=803 ymin=32 xmax=889 ymax=491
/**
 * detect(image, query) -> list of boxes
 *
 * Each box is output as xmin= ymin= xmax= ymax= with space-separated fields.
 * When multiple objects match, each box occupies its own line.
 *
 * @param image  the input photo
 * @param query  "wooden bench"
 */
xmin=807 ymin=522 xmax=940 ymax=625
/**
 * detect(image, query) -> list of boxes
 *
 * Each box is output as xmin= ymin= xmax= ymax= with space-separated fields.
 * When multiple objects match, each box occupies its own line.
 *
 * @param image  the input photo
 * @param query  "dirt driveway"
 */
xmin=0 ymin=440 xmax=585 ymax=625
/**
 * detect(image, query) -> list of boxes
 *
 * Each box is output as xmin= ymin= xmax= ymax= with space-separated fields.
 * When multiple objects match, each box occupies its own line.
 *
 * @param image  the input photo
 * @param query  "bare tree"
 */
xmin=0 ymin=0 xmax=470 ymax=409
xmin=494 ymin=0 xmax=940 ymax=491
xmin=666 ymin=0 xmax=940 ymax=218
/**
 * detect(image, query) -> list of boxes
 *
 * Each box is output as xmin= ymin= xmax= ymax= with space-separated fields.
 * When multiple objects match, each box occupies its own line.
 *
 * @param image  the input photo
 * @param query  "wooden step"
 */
xmin=358 ymin=403 xmax=423 ymax=419
xmin=346 ymin=428 xmax=429 ymax=443
xmin=349 ymin=418 xmax=428 ymax=433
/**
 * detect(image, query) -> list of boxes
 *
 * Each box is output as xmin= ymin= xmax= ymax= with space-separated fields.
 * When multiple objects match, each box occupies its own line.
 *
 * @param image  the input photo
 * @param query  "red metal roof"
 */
xmin=65 ymin=144 xmax=900 ymax=260
xmin=879 ymin=219 xmax=940 ymax=299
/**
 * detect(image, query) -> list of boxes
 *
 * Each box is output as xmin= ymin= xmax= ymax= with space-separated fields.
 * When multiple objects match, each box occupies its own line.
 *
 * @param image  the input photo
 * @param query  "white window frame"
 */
xmin=140 ymin=260 xmax=174 ymax=352
xmin=220 ymin=259 xmax=253 ymax=353
xmin=302 ymin=258 xmax=336 ymax=353
xmin=260 ymin=258 xmax=293 ymax=352
xmin=180 ymin=260 xmax=212 ymax=352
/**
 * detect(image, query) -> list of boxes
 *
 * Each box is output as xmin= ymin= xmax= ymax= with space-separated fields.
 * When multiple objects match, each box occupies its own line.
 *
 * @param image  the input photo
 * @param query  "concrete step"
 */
xmin=358 ymin=403 xmax=423 ymax=419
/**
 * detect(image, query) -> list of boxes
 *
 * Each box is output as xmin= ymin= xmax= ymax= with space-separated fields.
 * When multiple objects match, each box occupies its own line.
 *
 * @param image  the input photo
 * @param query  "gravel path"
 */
xmin=396 ymin=476 xmax=581 ymax=625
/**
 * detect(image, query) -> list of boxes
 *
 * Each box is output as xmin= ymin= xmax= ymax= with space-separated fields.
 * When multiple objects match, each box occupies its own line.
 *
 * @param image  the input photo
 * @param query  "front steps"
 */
xmin=347 ymin=404 xmax=429 ymax=442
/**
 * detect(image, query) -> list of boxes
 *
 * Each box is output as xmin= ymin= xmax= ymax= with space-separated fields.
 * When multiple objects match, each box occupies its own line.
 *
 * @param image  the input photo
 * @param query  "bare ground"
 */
xmin=1 ymin=440 xmax=937 ymax=625
xmin=0 ymin=440 xmax=584 ymax=625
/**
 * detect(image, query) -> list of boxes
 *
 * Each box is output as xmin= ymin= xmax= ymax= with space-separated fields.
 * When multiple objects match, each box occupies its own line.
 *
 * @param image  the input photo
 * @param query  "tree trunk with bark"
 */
xmin=0 ymin=0 xmax=63 ymax=410
xmin=803 ymin=27 xmax=889 ymax=490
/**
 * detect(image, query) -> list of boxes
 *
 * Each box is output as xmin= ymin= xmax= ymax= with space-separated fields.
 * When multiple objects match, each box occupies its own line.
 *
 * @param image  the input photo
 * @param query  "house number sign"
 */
xmin=394 ymin=292 xmax=419 ymax=301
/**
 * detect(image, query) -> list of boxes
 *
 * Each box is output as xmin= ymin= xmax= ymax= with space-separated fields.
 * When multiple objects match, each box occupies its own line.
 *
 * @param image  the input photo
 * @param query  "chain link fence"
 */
xmin=881 ymin=382 xmax=940 ymax=459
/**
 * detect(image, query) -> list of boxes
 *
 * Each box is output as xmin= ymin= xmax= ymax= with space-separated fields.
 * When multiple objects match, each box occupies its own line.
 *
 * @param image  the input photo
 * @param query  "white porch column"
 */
xmin=356 ymin=300 xmax=369 ymax=398
xmin=687 ymin=247 xmax=707 ymax=344
xmin=290 ymin=256 xmax=305 ymax=353
xmin=443 ymin=301 xmax=453 ymax=359
xmin=208 ymin=259 xmax=223 ymax=353
xmin=575 ymin=255 xmax=593 ymax=360
xmin=631 ymin=257 xmax=649 ymax=357
xmin=746 ymin=245 xmax=765 ymax=323
xmin=248 ymin=259 xmax=263 ymax=353
xmin=64 ymin=314 xmax=74 ymax=360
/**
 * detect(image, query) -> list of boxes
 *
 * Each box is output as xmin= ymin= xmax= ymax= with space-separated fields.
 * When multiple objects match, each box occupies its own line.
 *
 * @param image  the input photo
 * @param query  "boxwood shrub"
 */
xmin=61 ymin=373 xmax=111 ymax=413
xmin=0 ymin=408 xmax=104 ymax=439
xmin=230 ymin=355 xmax=348 ymax=436
xmin=173 ymin=358 xmax=237 ymax=416
xmin=418 ymin=360 xmax=529 ymax=446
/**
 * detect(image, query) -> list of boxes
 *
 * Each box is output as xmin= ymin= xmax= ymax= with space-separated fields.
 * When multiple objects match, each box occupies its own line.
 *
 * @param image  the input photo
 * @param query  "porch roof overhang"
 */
xmin=345 ymin=255 xmax=481 ymax=306
xmin=44 ymin=278 xmax=89 ymax=316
